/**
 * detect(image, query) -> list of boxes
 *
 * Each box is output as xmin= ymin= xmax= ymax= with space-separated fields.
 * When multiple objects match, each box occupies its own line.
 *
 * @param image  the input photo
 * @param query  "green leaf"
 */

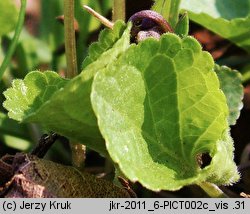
xmin=0 ymin=38 xmax=3 ymax=62
xmin=3 ymin=71 xmax=69 ymax=121
xmin=101 ymin=0 xmax=112 ymax=15
xmin=180 ymin=0 xmax=250 ymax=52
xmin=75 ymin=0 xmax=112 ymax=69
xmin=91 ymin=34 xmax=239 ymax=190
xmin=3 ymin=22 xmax=131 ymax=156
xmin=0 ymin=0 xmax=18 ymax=37
xmin=1 ymin=154 xmax=130 ymax=198
xmin=77 ymin=0 xmax=112 ymax=33
xmin=0 ymin=111 xmax=30 ymax=141
xmin=2 ymin=135 xmax=31 ymax=151
xmin=82 ymin=21 xmax=131 ymax=69
xmin=241 ymin=64 xmax=250 ymax=83
xmin=40 ymin=0 xmax=64 ymax=50
xmin=11 ymin=30 xmax=52 ymax=75
xmin=215 ymin=65 xmax=243 ymax=126
xmin=152 ymin=0 xmax=181 ymax=27
xmin=175 ymin=12 xmax=189 ymax=37
xmin=81 ymin=0 xmax=101 ymax=32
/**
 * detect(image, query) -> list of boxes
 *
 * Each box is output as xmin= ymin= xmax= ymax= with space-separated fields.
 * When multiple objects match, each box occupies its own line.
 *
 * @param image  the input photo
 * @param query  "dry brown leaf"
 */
xmin=0 ymin=153 xmax=130 ymax=198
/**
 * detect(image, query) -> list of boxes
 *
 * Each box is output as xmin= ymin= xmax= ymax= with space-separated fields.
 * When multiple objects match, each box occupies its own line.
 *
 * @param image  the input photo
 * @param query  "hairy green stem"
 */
xmin=112 ymin=0 xmax=126 ymax=21
xmin=199 ymin=182 xmax=229 ymax=198
xmin=64 ymin=0 xmax=85 ymax=169
xmin=64 ymin=0 xmax=78 ymax=78
xmin=0 ymin=0 xmax=27 ymax=80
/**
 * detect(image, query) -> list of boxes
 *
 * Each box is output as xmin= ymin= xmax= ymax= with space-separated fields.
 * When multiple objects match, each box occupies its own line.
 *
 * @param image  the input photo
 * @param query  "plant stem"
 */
xmin=198 ymin=182 xmax=229 ymax=198
xmin=112 ymin=0 xmax=126 ymax=21
xmin=64 ymin=0 xmax=78 ymax=78
xmin=0 ymin=0 xmax=27 ymax=80
xmin=64 ymin=0 xmax=85 ymax=169
xmin=83 ymin=5 xmax=114 ymax=29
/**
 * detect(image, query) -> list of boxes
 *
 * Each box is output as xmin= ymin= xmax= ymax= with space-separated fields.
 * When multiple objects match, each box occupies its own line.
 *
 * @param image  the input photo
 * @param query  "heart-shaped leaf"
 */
xmin=91 ymin=34 xmax=239 ymax=190
xmin=3 ymin=21 xmax=131 ymax=155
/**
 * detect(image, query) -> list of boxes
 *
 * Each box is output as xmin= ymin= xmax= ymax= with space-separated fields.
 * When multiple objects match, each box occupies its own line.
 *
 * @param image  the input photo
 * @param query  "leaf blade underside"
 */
xmin=91 ymin=34 xmax=239 ymax=190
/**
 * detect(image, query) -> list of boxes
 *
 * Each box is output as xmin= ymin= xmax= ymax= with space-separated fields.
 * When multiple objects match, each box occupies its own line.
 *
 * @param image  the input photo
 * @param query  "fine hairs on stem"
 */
xmin=64 ymin=0 xmax=78 ymax=77
xmin=112 ymin=0 xmax=126 ymax=21
xmin=64 ymin=0 xmax=86 ymax=169
xmin=199 ymin=182 xmax=229 ymax=198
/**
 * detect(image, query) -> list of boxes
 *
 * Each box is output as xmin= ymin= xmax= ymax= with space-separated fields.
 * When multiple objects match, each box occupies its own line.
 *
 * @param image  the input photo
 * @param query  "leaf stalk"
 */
xmin=198 ymin=182 xmax=229 ymax=198
xmin=112 ymin=0 xmax=126 ymax=21
xmin=64 ymin=0 xmax=78 ymax=78
xmin=83 ymin=5 xmax=114 ymax=29
xmin=0 ymin=0 xmax=27 ymax=80
xmin=64 ymin=0 xmax=86 ymax=169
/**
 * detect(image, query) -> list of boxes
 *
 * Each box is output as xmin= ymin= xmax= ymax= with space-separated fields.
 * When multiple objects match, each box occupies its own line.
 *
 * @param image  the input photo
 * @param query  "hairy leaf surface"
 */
xmin=91 ymin=34 xmax=239 ymax=190
xmin=3 ymin=22 xmax=131 ymax=155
